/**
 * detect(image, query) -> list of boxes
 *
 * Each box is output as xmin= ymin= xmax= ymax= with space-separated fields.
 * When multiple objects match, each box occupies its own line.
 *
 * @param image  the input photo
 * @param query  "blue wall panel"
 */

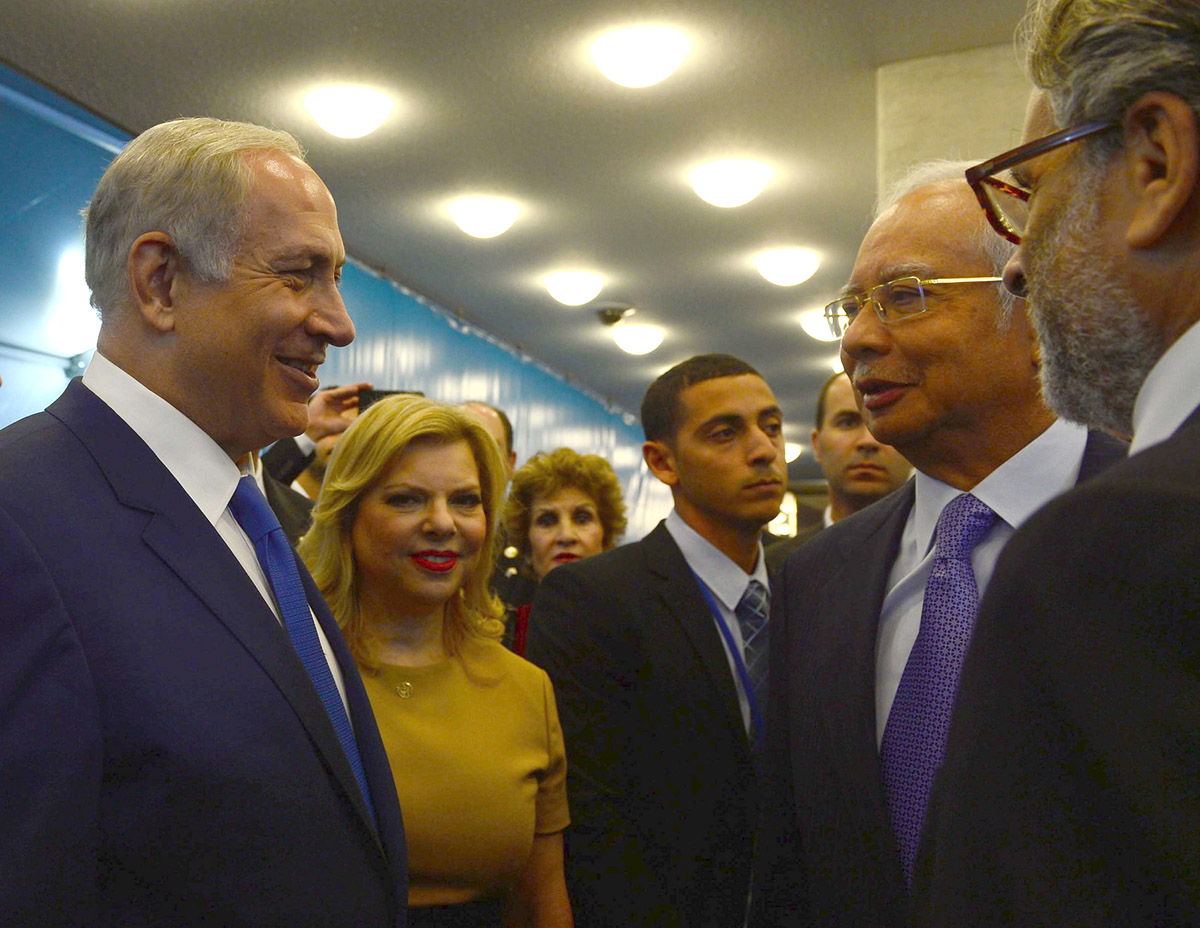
xmin=0 ymin=63 xmax=671 ymax=540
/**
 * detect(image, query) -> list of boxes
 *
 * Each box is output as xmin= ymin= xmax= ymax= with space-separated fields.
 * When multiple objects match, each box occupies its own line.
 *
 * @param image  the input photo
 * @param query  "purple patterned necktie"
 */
xmin=880 ymin=492 xmax=997 ymax=886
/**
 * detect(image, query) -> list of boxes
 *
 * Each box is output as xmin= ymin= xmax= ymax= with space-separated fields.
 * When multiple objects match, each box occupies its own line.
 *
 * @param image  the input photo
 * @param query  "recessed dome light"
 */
xmin=611 ymin=323 xmax=664 ymax=355
xmin=785 ymin=442 xmax=804 ymax=463
xmin=545 ymin=271 xmax=604 ymax=305
xmin=690 ymin=159 xmax=772 ymax=208
xmin=305 ymin=85 xmax=392 ymax=139
xmin=756 ymin=248 xmax=821 ymax=287
xmin=799 ymin=307 xmax=840 ymax=342
xmin=590 ymin=26 xmax=690 ymax=88
xmin=830 ymin=355 xmax=845 ymax=373
xmin=448 ymin=196 xmax=520 ymax=238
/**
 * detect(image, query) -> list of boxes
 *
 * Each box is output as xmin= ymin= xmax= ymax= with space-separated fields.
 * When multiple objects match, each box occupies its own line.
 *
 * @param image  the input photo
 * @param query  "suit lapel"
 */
xmin=806 ymin=486 xmax=914 ymax=851
xmin=642 ymin=523 xmax=749 ymax=748
xmin=1077 ymin=429 xmax=1129 ymax=484
xmin=49 ymin=381 xmax=382 ymax=845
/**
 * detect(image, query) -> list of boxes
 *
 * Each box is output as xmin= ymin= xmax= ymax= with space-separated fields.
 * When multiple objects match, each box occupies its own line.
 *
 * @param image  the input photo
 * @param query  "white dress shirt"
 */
xmin=1130 ymin=317 xmax=1200 ymax=456
xmin=874 ymin=419 xmax=1090 ymax=745
xmin=665 ymin=508 xmax=770 ymax=735
xmin=81 ymin=352 xmax=350 ymax=714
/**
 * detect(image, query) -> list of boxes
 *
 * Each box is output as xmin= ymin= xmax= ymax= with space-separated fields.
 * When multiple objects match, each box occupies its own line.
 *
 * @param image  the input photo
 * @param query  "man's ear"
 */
xmin=810 ymin=428 xmax=823 ymax=466
xmin=643 ymin=439 xmax=680 ymax=487
xmin=1122 ymin=91 xmax=1200 ymax=250
xmin=127 ymin=232 xmax=184 ymax=333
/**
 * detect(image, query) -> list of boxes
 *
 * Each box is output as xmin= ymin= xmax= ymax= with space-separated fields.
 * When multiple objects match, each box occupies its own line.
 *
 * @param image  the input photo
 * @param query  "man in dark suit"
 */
xmin=753 ymin=162 xmax=1126 ymax=928
xmin=765 ymin=371 xmax=910 ymax=575
xmin=0 ymin=117 xmax=406 ymax=926
xmin=526 ymin=353 xmax=787 ymax=928
xmin=913 ymin=3 xmax=1200 ymax=923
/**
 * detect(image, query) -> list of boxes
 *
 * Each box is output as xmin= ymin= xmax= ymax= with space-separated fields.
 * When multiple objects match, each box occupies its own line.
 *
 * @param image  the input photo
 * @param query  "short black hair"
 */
xmin=814 ymin=371 xmax=849 ymax=431
xmin=641 ymin=354 xmax=761 ymax=443
xmin=462 ymin=401 xmax=514 ymax=456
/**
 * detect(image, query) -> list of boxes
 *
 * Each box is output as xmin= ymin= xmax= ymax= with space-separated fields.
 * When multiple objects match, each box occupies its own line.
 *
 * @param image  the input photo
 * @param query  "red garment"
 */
xmin=510 ymin=604 xmax=531 ymax=657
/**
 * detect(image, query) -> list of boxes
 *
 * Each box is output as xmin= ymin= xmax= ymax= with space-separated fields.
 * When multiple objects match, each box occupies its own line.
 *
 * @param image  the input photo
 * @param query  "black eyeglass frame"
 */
xmin=965 ymin=120 xmax=1117 ymax=244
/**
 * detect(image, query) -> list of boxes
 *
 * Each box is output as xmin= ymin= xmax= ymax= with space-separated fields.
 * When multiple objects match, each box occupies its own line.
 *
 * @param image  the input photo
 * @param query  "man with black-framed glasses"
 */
xmin=752 ymin=161 xmax=1125 ymax=928
xmin=914 ymin=2 xmax=1200 ymax=926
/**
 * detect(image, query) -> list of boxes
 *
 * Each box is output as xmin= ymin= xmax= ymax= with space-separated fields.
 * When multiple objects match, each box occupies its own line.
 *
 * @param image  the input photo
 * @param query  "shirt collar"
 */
xmin=81 ymin=351 xmax=245 ymax=525
xmin=665 ymin=508 xmax=769 ymax=610
xmin=1130 ymin=317 xmax=1200 ymax=455
xmin=910 ymin=419 xmax=1088 ymax=556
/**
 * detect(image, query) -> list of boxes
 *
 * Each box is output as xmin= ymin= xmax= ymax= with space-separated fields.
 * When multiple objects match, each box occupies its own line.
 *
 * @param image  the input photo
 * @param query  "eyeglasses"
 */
xmin=966 ymin=120 xmax=1117 ymax=244
xmin=824 ymin=276 xmax=1003 ymax=338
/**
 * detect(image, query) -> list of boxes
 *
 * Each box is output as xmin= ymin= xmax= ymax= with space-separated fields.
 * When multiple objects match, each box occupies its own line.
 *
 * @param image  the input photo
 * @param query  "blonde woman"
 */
xmin=300 ymin=395 xmax=571 ymax=928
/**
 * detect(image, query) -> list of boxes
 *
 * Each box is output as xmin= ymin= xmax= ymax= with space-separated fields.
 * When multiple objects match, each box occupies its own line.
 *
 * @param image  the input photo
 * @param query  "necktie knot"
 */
xmin=933 ymin=493 xmax=997 ymax=562
xmin=227 ymin=475 xmax=282 ymax=546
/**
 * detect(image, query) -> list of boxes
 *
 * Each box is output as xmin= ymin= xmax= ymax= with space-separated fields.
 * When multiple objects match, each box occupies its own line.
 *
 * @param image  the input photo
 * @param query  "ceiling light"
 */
xmin=448 ymin=196 xmax=520 ymax=238
xmin=611 ymin=323 xmax=664 ymax=355
xmin=785 ymin=442 xmax=803 ymax=463
xmin=590 ymin=26 xmax=690 ymax=88
xmin=545 ymin=271 xmax=604 ymax=306
xmin=690 ymin=159 xmax=772 ymax=208
xmin=830 ymin=356 xmax=845 ymax=373
xmin=756 ymin=248 xmax=821 ymax=287
xmin=305 ymin=85 xmax=392 ymax=139
xmin=799 ymin=307 xmax=840 ymax=342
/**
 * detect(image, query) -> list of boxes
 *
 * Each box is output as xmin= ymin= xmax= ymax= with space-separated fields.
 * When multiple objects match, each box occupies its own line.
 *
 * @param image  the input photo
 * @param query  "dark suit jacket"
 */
xmin=0 ymin=381 xmax=407 ymax=928
xmin=765 ymin=522 xmax=824 ymax=579
xmin=753 ymin=429 xmax=1127 ymax=928
xmin=263 ymin=469 xmax=314 ymax=546
xmin=526 ymin=521 xmax=757 ymax=928
xmin=263 ymin=435 xmax=314 ymax=486
xmin=912 ymin=415 xmax=1200 ymax=927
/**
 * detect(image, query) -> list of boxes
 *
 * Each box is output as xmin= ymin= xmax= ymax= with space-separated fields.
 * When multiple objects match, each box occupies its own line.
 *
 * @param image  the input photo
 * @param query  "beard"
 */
xmin=1022 ymin=163 xmax=1161 ymax=438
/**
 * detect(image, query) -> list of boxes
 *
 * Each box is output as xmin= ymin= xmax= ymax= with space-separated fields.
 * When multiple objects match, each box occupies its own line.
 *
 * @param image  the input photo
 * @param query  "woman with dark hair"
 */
xmin=299 ymin=395 xmax=571 ymax=928
xmin=501 ymin=448 xmax=627 ymax=655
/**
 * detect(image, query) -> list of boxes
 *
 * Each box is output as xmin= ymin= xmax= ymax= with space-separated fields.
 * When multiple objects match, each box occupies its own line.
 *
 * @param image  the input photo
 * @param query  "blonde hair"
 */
xmin=503 ymin=447 xmax=627 ymax=564
xmin=299 ymin=394 xmax=506 ymax=668
xmin=84 ymin=117 xmax=304 ymax=318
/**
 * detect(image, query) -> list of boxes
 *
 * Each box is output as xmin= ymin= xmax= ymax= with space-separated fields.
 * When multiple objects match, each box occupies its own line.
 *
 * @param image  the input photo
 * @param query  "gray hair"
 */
xmin=84 ymin=117 xmax=305 ymax=318
xmin=1020 ymin=0 xmax=1200 ymax=154
xmin=877 ymin=159 xmax=1019 ymax=322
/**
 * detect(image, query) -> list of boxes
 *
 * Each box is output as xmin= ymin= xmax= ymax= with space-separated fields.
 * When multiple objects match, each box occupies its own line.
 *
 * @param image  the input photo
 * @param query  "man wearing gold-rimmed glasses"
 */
xmin=753 ymin=160 xmax=1126 ymax=928
xmin=914 ymin=1 xmax=1200 ymax=925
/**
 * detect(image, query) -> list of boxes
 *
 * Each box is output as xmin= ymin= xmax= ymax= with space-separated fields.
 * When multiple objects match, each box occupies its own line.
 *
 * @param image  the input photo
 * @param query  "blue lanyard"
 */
xmin=692 ymin=572 xmax=764 ymax=748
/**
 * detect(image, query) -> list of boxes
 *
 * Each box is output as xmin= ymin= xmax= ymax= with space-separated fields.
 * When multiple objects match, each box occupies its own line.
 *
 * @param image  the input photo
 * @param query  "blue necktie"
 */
xmin=227 ymin=475 xmax=375 ymax=821
xmin=735 ymin=578 xmax=770 ymax=747
xmin=880 ymin=492 xmax=996 ymax=886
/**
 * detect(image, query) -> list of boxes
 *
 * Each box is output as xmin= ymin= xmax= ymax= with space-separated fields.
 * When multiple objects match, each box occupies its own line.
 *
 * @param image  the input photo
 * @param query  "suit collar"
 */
xmin=641 ymin=522 xmax=751 ymax=748
xmin=81 ymin=355 xmax=241 ymax=525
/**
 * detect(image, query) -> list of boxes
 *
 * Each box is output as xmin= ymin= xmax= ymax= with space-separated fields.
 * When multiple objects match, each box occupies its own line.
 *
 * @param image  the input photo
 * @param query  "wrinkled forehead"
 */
xmin=850 ymin=184 xmax=989 ymax=290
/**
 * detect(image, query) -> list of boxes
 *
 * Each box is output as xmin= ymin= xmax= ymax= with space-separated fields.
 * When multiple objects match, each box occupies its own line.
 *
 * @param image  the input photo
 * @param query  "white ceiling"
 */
xmin=0 ymin=0 xmax=1027 ymax=478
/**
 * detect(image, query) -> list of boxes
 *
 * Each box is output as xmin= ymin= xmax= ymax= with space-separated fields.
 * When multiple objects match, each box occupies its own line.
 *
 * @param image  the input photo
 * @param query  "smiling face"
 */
xmin=169 ymin=150 xmax=353 ymax=458
xmin=647 ymin=373 xmax=787 ymax=539
xmin=839 ymin=182 xmax=1049 ymax=482
xmin=812 ymin=373 xmax=911 ymax=517
xmin=527 ymin=486 xmax=605 ymax=580
xmin=350 ymin=438 xmax=488 ymax=621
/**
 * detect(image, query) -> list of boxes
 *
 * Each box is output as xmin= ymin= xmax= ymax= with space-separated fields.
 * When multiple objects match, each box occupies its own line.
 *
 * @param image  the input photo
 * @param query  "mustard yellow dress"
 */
xmin=361 ymin=636 xmax=569 ymax=907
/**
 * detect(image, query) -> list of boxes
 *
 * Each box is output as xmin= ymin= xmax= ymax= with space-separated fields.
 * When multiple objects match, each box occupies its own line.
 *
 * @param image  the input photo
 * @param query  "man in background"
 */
xmin=528 ymin=353 xmax=786 ymax=928
xmin=766 ymin=370 xmax=911 ymax=574
xmin=0 ymin=118 xmax=406 ymax=926
xmin=916 ymin=2 xmax=1200 ymax=923
xmin=754 ymin=162 xmax=1124 ymax=928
